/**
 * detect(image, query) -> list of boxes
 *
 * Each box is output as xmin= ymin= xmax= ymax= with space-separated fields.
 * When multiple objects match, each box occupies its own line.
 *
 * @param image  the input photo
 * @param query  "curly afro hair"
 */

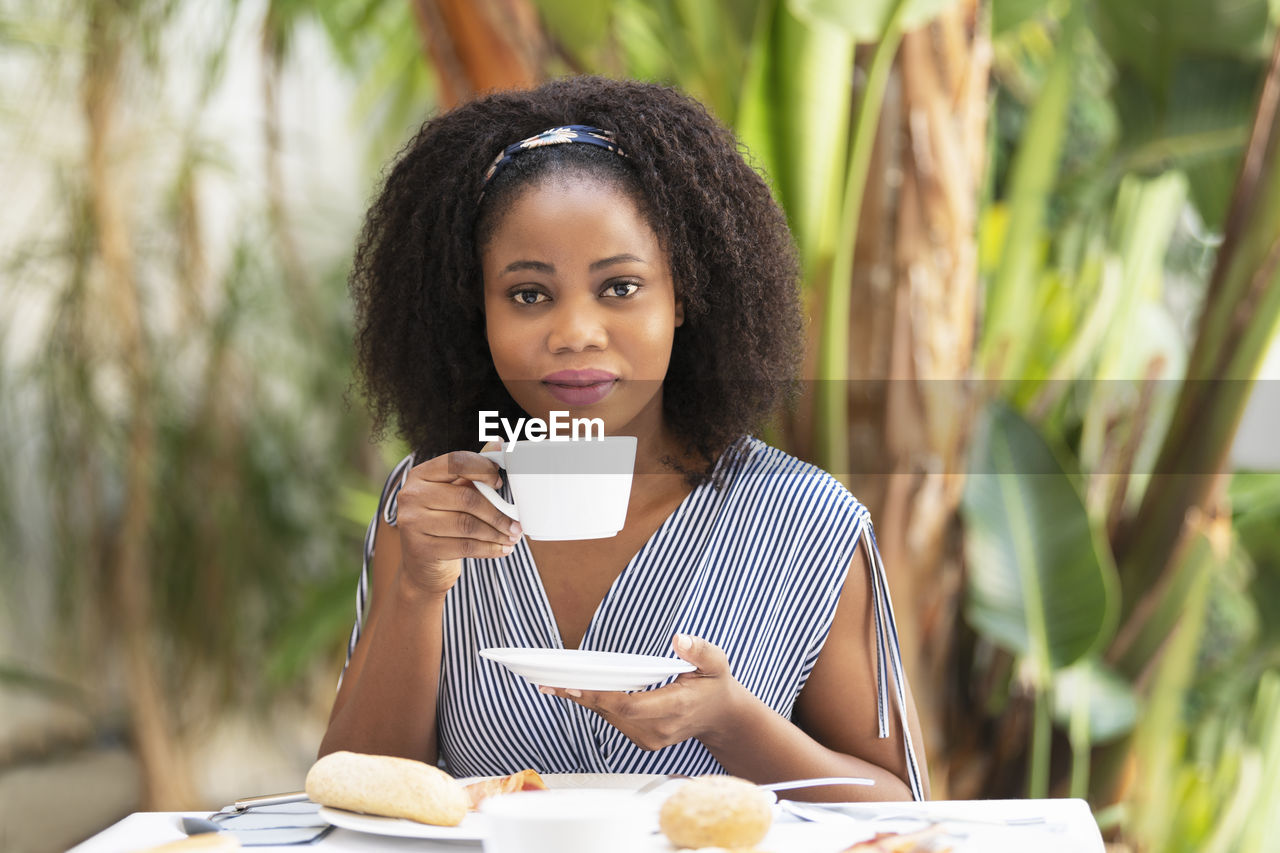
xmin=350 ymin=76 xmax=804 ymax=485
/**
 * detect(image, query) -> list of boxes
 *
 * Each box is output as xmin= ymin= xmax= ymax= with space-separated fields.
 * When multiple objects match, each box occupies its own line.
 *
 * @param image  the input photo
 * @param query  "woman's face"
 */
xmin=480 ymin=174 xmax=683 ymax=438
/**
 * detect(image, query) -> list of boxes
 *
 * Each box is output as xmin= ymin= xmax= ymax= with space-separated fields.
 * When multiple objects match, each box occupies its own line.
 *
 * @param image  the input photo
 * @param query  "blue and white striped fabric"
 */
xmin=343 ymin=436 xmax=924 ymax=800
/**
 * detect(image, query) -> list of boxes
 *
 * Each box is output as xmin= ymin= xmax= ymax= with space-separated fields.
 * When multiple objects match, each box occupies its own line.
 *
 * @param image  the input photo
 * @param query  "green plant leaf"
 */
xmin=1230 ymin=472 xmax=1280 ymax=517
xmin=962 ymin=401 xmax=1120 ymax=680
xmin=786 ymin=0 xmax=958 ymax=42
xmin=1053 ymin=657 xmax=1139 ymax=743
xmin=265 ymin=568 xmax=362 ymax=686
xmin=736 ymin=0 xmax=853 ymax=279
xmin=1127 ymin=530 xmax=1215 ymax=851
xmin=1090 ymin=0 xmax=1272 ymax=99
xmin=981 ymin=3 xmax=1082 ymax=380
xmin=992 ymin=0 xmax=1052 ymax=36
xmin=1238 ymin=672 xmax=1280 ymax=853
xmin=1111 ymin=58 xmax=1258 ymax=228
xmin=536 ymin=0 xmax=613 ymax=64
xmin=1233 ymin=474 xmax=1280 ymax=649
xmin=339 ymin=485 xmax=380 ymax=529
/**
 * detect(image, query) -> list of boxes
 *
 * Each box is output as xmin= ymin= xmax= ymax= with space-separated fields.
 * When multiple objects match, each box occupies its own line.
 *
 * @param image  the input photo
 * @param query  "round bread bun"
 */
xmin=305 ymin=750 xmax=469 ymax=826
xmin=658 ymin=775 xmax=773 ymax=849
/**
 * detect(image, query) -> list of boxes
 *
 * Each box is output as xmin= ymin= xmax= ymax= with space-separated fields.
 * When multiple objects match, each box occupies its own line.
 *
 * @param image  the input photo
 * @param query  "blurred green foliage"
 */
xmin=0 ymin=0 xmax=380 ymax=718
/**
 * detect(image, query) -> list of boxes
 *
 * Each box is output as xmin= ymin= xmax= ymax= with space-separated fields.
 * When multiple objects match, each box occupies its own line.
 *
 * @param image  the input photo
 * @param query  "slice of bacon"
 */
xmin=464 ymin=769 xmax=548 ymax=809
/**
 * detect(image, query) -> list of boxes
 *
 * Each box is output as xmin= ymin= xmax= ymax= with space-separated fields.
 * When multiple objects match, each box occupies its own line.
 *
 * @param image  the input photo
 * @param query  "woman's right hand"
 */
xmin=391 ymin=450 xmax=523 ymax=596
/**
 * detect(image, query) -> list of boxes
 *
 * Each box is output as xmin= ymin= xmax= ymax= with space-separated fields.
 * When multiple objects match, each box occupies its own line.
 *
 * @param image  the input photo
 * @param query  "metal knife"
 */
xmin=216 ymin=791 xmax=310 ymax=814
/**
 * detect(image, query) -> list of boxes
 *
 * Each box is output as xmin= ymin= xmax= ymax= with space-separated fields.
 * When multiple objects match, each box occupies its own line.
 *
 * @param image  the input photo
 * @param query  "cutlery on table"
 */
xmin=215 ymin=791 xmax=309 ymax=813
xmin=869 ymin=812 xmax=1051 ymax=827
xmin=781 ymin=800 xmax=845 ymax=822
xmin=181 ymin=817 xmax=224 ymax=836
xmin=636 ymin=774 xmax=875 ymax=796
xmin=760 ymin=776 xmax=874 ymax=792
xmin=185 ymin=794 xmax=332 ymax=847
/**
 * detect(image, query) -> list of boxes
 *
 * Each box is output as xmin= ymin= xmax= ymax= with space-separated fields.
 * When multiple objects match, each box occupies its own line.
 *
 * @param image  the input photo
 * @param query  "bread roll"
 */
xmin=658 ymin=775 xmax=773 ymax=849
xmin=305 ymin=750 xmax=469 ymax=826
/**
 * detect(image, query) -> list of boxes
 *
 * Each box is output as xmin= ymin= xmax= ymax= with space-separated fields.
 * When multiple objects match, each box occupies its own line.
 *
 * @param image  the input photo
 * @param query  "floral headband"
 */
xmin=480 ymin=125 xmax=627 ymax=198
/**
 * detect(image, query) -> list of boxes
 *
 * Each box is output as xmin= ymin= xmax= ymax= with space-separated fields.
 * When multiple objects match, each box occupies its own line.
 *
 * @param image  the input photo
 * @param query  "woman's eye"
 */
xmin=603 ymin=281 xmax=639 ymax=298
xmin=512 ymin=290 xmax=548 ymax=305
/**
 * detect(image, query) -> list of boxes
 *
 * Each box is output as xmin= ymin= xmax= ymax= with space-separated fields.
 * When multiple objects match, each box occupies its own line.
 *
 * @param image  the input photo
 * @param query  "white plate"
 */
xmin=318 ymin=805 xmax=486 ymax=841
xmin=317 ymin=773 xmax=665 ymax=841
xmin=480 ymin=647 xmax=696 ymax=691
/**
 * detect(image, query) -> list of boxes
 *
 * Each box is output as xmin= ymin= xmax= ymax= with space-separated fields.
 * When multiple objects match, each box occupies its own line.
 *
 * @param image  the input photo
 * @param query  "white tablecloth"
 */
xmin=70 ymin=797 xmax=1104 ymax=853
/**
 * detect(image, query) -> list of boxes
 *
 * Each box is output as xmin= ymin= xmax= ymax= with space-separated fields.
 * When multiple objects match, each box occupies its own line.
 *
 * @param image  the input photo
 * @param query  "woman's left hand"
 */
xmin=538 ymin=634 xmax=743 ymax=751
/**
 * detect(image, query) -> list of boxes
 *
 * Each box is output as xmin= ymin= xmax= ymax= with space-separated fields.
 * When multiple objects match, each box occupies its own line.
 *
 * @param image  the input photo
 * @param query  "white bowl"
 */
xmin=479 ymin=789 xmax=650 ymax=853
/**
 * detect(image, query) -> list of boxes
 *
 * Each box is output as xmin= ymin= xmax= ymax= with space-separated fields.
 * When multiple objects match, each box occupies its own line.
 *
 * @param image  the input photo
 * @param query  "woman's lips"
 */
xmin=541 ymin=370 xmax=619 ymax=406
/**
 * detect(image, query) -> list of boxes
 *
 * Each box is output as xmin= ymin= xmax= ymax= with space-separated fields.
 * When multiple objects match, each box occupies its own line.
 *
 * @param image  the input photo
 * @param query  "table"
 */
xmin=70 ymin=797 xmax=1104 ymax=853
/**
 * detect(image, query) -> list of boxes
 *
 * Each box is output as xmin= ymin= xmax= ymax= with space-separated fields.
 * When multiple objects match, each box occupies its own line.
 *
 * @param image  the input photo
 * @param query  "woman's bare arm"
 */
xmin=318 ymin=516 xmax=450 ymax=761
xmin=318 ymin=452 xmax=518 ymax=762
xmin=785 ymin=544 xmax=930 ymax=799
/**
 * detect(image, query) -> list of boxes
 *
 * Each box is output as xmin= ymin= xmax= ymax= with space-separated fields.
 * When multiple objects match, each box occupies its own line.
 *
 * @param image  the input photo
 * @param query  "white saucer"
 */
xmin=480 ymin=647 xmax=696 ymax=691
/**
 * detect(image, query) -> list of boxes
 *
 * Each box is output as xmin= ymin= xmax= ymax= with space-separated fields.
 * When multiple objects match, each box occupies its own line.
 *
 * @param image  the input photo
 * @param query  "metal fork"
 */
xmin=762 ymin=776 xmax=874 ymax=793
xmin=637 ymin=774 xmax=875 ymax=797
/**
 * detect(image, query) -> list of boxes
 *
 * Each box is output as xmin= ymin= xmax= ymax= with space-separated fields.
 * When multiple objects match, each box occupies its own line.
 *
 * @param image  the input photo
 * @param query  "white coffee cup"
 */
xmin=473 ymin=436 xmax=636 ymax=541
xmin=480 ymin=790 xmax=649 ymax=853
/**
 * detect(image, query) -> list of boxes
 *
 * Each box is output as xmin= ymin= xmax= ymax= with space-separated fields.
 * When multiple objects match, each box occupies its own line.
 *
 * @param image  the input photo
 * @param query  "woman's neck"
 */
xmin=619 ymin=390 xmax=685 ymax=477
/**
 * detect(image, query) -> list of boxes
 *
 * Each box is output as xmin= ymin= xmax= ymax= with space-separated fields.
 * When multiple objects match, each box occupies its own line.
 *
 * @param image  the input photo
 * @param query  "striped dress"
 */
xmin=344 ymin=436 xmax=924 ymax=800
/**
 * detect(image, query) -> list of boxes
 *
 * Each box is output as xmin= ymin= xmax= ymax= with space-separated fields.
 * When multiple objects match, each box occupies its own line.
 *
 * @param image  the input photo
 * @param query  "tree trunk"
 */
xmin=83 ymin=0 xmax=196 ymax=810
xmin=409 ymin=0 xmax=548 ymax=107
xmin=846 ymin=0 xmax=990 ymax=800
xmin=1113 ymin=34 xmax=1280 ymax=622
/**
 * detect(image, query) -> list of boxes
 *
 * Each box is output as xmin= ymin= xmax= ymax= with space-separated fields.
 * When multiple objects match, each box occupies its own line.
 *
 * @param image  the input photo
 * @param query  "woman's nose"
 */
xmin=546 ymin=296 xmax=608 ymax=352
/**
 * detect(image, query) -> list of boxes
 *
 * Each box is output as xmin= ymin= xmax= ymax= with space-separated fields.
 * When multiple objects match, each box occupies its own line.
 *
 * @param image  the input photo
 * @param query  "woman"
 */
xmin=320 ymin=76 xmax=928 ymax=802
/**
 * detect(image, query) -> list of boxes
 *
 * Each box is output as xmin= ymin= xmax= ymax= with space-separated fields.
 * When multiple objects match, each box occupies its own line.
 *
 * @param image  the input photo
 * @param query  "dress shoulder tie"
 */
xmin=862 ymin=521 xmax=926 ymax=802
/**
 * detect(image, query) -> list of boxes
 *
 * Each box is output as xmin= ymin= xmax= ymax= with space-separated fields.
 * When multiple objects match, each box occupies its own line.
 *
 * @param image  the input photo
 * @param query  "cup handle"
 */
xmin=475 ymin=449 xmax=519 ymax=521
